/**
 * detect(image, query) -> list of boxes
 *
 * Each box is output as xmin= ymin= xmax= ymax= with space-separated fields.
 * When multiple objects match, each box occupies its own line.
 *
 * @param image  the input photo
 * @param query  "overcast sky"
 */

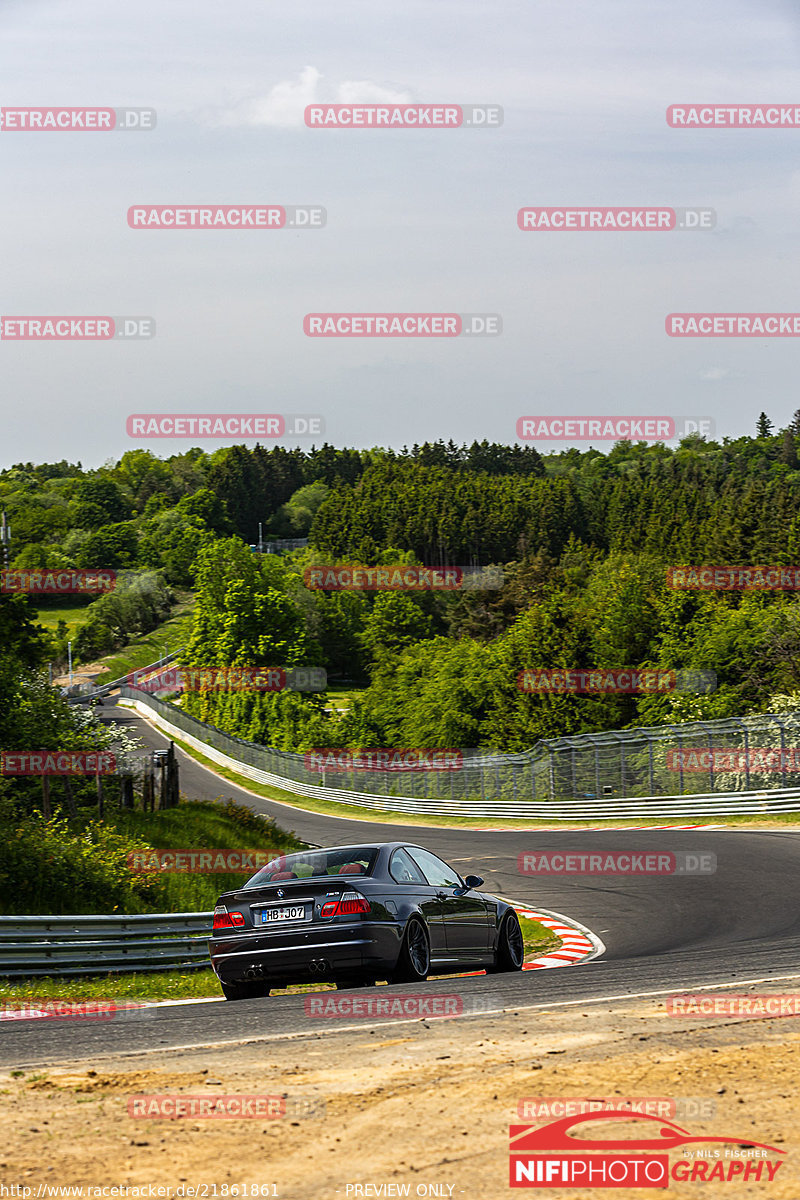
xmin=1 ymin=0 xmax=799 ymax=468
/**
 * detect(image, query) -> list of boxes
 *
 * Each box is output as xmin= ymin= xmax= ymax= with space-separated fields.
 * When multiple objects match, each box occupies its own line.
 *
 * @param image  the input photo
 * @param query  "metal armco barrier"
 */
xmin=0 ymin=912 xmax=213 ymax=977
xmin=119 ymin=692 xmax=800 ymax=819
xmin=66 ymin=650 xmax=182 ymax=703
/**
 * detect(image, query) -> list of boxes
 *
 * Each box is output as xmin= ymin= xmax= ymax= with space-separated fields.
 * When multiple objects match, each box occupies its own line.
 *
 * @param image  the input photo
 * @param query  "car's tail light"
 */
xmin=213 ymin=906 xmax=245 ymax=930
xmin=320 ymin=892 xmax=371 ymax=918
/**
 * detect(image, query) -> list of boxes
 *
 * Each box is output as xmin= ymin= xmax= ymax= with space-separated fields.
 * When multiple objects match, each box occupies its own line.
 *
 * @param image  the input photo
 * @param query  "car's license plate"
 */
xmin=259 ymin=905 xmax=306 ymax=924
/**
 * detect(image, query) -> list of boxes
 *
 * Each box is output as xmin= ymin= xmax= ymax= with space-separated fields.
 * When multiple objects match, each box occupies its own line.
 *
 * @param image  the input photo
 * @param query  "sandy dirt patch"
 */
xmin=0 ymin=994 xmax=797 ymax=1198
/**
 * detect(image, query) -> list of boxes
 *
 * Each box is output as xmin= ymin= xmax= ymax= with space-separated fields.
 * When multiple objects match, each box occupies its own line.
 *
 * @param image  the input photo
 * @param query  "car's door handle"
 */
xmin=436 ymin=891 xmax=448 ymax=900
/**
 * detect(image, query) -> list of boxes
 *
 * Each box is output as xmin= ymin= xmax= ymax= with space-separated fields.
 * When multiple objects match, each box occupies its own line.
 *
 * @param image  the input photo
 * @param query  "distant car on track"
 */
xmin=209 ymin=841 xmax=525 ymax=1000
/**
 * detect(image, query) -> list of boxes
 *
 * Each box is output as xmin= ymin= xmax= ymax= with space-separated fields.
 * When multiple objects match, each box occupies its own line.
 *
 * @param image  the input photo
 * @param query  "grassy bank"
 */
xmin=0 ymin=796 xmax=306 ymax=916
xmin=31 ymin=601 xmax=94 ymax=640
xmin=92 ymin=594 xmax=195 ymax=683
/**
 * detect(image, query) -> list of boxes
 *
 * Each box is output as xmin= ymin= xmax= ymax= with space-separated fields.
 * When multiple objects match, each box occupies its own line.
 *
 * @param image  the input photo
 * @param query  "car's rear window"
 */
xmin=242 ymin=847 xmax=378 ymax=888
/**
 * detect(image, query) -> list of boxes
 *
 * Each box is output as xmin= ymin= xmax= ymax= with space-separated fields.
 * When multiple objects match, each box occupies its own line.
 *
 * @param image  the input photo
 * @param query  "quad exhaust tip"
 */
xmin=241 ymin=958 xmax=331 ymax=981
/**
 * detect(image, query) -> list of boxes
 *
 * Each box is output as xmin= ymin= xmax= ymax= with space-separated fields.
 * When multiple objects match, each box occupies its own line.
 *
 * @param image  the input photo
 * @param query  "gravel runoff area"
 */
xmin=1 ymin=988 xmax=797 ymax=1198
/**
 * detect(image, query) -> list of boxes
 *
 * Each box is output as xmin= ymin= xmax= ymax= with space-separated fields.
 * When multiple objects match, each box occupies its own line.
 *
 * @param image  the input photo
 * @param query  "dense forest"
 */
xmin=4 ymin=420 xmax=800 ymax=756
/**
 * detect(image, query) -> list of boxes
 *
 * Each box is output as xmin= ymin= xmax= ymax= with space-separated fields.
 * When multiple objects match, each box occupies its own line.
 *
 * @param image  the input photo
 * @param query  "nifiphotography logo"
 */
xmin=509 ymin=1111 xmax=785 ymax=1187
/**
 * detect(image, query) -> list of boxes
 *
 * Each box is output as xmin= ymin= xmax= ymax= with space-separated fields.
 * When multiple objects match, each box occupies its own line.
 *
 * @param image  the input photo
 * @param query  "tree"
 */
xmin=780 ymin=429 xmax=798 ymax=468
xmin=359 ymin=592 xmax=434 ymax=662
xmin=756 ymin=412 xmax=774 ymax=438
xmin=75 ymin=522 xmax=138 ymax=569
xmin=73 ymin=476 xmax=132 ymax=522
xmin=270 ymin=481 xmax=329 ymax=537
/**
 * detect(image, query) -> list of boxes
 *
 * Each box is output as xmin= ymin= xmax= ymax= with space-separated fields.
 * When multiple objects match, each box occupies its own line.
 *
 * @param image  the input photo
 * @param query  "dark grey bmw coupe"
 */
xmin=209 ymin=841 xmax=525 ymax=1000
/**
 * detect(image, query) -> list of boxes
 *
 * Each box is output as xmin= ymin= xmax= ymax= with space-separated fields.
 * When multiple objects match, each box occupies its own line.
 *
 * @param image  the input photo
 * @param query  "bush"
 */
xmin=0 ymin=795 xmax=306 ymax=915
xmin=0 ymin=803 xmax=164 ymax=914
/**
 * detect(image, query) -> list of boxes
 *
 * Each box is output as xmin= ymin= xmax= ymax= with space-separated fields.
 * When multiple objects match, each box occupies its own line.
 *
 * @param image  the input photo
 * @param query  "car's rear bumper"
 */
xmin=208 ymin=919 xmax=401 ymax=985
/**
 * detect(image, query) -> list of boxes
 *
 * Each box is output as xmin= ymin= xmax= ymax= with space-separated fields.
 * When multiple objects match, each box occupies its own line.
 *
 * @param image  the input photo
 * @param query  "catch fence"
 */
xmin=118 ymin=690 xmax=800 ymax=806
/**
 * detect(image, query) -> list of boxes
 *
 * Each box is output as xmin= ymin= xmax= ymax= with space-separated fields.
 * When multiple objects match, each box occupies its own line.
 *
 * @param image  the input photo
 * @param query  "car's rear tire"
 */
xmin=220 ymin=979 xmax=270 ymax=1001
xmin=390 ymin=917 xmax=430 ymax=983
xmin=487 ymin=913 xmax=525 ymax=973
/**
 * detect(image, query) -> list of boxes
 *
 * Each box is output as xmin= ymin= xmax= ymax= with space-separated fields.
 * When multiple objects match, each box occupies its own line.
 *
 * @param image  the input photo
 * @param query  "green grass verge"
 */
xmin=323 ymin=683 xmax=367 ymax=713
xmin=124 ymin=707 xmax=800 ymax=830
xmin=0 ymin=969 xmax=221 ymax=1004
xmin=31 ymin=602 xmax=93 ymax=639
xmin=0 ymin=918 xmax=561 ymax=1003
xmin=519 ymin=916 xmax=560 ymax=957
xmin=92 ymin=594 xmax=196 ymax=683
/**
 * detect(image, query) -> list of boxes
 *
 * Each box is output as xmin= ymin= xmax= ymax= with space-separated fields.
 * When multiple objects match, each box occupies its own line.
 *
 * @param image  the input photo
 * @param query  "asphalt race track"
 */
xmin=5 ymin=700 xmax=800 ymax=1067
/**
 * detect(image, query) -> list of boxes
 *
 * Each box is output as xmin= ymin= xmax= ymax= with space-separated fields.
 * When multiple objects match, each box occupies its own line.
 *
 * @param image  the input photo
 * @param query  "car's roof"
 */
xmin=292 ymin=842 xmax=430 ymax=854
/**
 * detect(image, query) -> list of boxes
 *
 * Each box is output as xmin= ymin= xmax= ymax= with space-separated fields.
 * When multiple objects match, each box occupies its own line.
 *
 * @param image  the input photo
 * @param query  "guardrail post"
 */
xmin=61 ymin=775 xmax=77 ymax=818
xmin=743 ymin=725 xmax=751 ymax=790
xmin=158 ymin=755 xmax=168 ymax=810
xmin=167 ymin=742 xmax=179 ymax=807
xmin=142 ymin=764 xmax=154 ymax=812
xmin=121 ymin=773 xmax=134 ymax=809
xmin=96 ymin=766 xmax=105 ymax=819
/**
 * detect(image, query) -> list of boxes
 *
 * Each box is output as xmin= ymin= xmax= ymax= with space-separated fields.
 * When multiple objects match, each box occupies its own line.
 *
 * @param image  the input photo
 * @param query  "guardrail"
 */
xmin=0 ymin=912 xmax=213 ymax=978
xmin=119 ymin=692 xmax=800 ymax=819
xmin=64 ymin=650 xmax=183 ymax=704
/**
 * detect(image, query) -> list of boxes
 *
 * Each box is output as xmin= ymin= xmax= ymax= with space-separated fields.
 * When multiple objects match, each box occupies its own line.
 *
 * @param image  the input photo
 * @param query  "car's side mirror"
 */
xmin=453 ymin=874 xmax=485 ymax=894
